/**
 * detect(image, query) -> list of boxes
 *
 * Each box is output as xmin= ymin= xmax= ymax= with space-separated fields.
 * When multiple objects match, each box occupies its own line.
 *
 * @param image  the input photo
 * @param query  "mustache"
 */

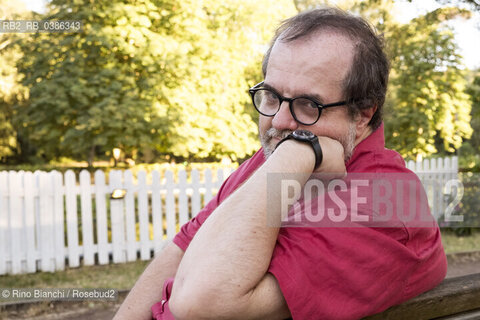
xmin=264 ymin=128 xmax=292 ymax=141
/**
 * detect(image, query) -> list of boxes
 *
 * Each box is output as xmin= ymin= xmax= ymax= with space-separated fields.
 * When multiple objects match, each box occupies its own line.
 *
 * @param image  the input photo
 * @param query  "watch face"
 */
xmin=292 ymin=130 xmax=315 ymax=140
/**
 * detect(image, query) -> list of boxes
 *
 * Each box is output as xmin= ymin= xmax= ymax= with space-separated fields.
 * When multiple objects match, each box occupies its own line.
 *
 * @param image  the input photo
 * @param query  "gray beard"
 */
xmin=259 ymin=124 xmax=356 ymax=162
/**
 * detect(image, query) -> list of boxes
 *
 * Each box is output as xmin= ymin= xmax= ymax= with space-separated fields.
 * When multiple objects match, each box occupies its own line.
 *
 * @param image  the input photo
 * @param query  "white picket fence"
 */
xmin=0 ymin=168 xmax=234 ymax=275
xmin=406 ymin=157 xmax=459 ymax=220
xmin=0 ymin=157 xmax=458 ymax=275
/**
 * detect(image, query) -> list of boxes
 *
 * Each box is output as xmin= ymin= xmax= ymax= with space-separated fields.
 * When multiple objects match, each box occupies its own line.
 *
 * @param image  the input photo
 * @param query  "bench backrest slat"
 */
xmin=364 ymin=273 xmax=480 ymax=319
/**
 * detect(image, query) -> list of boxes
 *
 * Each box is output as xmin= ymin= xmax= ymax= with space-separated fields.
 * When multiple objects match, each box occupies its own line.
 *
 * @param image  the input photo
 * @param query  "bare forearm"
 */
xmin=114 ymin=241 xmax=184 ymax=320
xmin=171 ymin=141 xmax=314 ymax=317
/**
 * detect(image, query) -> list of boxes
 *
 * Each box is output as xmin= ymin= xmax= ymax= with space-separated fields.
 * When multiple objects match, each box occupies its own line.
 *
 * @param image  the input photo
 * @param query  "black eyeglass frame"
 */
xmin=248 ymin=81 xmax=349 ymax=126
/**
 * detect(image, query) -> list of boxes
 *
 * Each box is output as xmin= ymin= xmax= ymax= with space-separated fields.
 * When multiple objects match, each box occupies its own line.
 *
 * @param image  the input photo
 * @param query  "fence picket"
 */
xmin=18 ymin=171 xmax=26 ymax=273
xmin=33 ymin=171 xmax=41 ymax=269
xmin=80 ymin=170 xmax=95 ymax=266
xmin=52 ymin=171 xmax=65 ymax=271
xmin=165 ymin=171 xmax=176 ymax=240
xmin=204 ymin=169 xmax=213 ymax=204
xmin=0 ymin=160 xmax=457 ymax=275
xmin=445 ymin=158 xmax=452 ymax=174
xmin=215 ymin=169 xmax=224 ymax=189
xmin=95 ymin=170 xmax=109 ymax=265
xmin=39 ymin=172 xmax=54 ymax=272
xmin=178 ymin=170 xmax=188 ymax=227
xmin=124 ymin=170 xmax=136 ymax=262
xmin=452 ymin=157 xmax=458 ymax=180
xmin=422 ymin=159 xmax=435 ymax=219
xmin=138 ymin=170 xmax=150 ymax=260
xmin=407 ymin=160 xmax=415 ymax=172
xmin=110 ymin=170 xmax=126 ymax=263
xmin=23 ymin=172 xmax=36 ymax=273
xmin=436 ymin=158 xmax=446 ymax=216
xmin=8 ymin=171 xmax=22 ymax=274
xmin=429 ymin=160 xmax=440 ymax=220
xmin=65 ymin=170 xmax=80 ymax=268
xmin=151 ymin=170 xmax=163 ymax=254
xmin=0 ymin=171 xmax=8 ymax=274
xmin=191 ymin=170 xmax=201 ymax=218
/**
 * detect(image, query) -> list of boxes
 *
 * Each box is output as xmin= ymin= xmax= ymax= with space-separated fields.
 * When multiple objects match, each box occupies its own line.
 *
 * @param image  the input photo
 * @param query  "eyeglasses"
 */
xmin=248 ymin=81 xmax=348 ymax=126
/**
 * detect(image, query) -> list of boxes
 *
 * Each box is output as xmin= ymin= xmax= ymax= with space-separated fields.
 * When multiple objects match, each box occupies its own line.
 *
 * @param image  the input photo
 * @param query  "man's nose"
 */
xmin=271 ymin=101 xmax=298 ymax=131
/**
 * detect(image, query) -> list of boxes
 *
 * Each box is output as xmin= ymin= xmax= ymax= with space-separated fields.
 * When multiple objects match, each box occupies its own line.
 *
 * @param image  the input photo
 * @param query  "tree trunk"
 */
xmin=88 ymin=145 xmax=96 ymax=167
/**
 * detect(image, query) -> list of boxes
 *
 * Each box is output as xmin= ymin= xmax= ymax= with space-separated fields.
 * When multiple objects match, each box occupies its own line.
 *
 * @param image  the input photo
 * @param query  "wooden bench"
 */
xmin=1 ymin=275 xmax=478 ymax=319
xmin=364 ymin=273 xmax=480 ymax=319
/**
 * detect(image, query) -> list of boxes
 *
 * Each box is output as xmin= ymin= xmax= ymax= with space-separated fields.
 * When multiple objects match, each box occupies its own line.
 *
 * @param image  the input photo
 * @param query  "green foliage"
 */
xmin=382 ymin=7 xmax=473 ymax=159
xmin=16 ymin=0 xmax=173 ymax=164
xmin=0 ymin=43 xmax=19 ymax=159
xmin=151 ymin=0 xmax=296 ymax=160
xmin=2 ymin=0 xmax=476 ymax=163
xmin=459 ymin=72 xmax=480 ymax=169
xmin=11 ymin=0 xmax=295 ymax=164
xmin=457 ymin=173 xmax=480 ymax=229
xmin=0 ymin=0 xmax=31 ymax=161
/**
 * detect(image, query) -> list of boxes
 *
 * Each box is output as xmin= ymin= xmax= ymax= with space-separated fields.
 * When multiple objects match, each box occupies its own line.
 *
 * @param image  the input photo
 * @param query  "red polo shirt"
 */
xmin=172 ymin=124 xmax=447 ymax=319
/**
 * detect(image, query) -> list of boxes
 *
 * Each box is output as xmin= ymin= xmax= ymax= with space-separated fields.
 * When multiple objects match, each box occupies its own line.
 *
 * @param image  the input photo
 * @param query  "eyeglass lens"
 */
xmin=253 ymin=89 xmax=319 ymax=125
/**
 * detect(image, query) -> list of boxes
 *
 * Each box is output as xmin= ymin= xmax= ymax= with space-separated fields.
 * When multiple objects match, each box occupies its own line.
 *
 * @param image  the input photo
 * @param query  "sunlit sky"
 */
xmin=20 ymin=0 xmax=480 ymax=69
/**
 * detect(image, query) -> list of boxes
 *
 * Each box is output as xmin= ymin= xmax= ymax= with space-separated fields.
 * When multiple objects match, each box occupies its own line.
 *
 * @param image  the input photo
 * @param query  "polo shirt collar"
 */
xmin=346 ymin=122 xmax=385 ymax=168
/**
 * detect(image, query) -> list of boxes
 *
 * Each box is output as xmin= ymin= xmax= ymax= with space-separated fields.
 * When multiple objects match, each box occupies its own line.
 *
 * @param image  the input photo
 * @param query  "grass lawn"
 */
xmin=0 ymin=229 xmax=479 ymax=291
xmin=0 ymin=260 xmax=149 ymax=290
xmin=441 ymin=228 xmax=480 ymax=254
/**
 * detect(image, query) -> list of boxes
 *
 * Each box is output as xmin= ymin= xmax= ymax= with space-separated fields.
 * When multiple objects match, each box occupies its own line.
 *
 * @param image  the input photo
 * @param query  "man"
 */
xmin=115 ymin=6 xmax=447 ymax=319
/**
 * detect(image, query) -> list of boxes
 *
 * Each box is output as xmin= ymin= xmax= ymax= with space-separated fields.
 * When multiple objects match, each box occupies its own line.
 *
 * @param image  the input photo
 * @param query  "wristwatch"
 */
xmin=276 ymin=130 xmax=323 ymax=170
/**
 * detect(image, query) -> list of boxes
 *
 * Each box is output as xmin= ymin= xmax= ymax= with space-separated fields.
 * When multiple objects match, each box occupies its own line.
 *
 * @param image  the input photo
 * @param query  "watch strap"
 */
xmin=310 ymin=135 xmax=323 ymax=170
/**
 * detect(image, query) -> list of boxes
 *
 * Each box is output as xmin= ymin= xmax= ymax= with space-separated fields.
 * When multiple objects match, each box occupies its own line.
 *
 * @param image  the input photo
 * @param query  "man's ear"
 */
xmin=355 ymin=105 xmax=377 ymax=135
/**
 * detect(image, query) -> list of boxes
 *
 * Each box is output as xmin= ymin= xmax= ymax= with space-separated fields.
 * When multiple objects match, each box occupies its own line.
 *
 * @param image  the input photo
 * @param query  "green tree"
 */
xmin=14 ymin=0 xmax=296 ymax=164
xmin=0 ymin=0 xmax=30 ymax=162
xmin=467 ymin=73 xmax=480 ymax=147
xmin=458 ymin=72 xmax=480 ymax=169
xmin=15 ymin=0 xmax=175 ymax=165
xmin=162 ymin=0 xmax=296 ymax=160
xmin=384 ymin=7 xmax=473 ymax=159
